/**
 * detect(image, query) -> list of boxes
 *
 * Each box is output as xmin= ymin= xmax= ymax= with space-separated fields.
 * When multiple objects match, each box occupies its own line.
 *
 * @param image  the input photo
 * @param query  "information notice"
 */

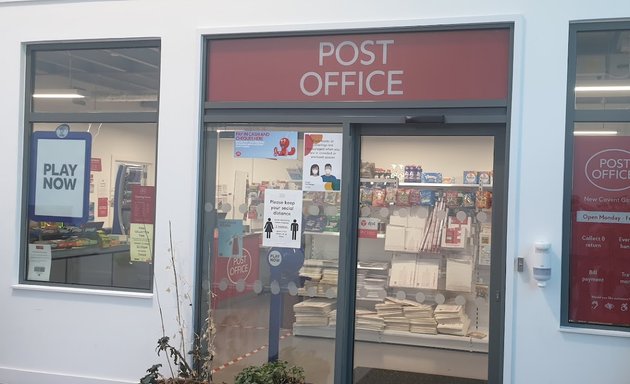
xmin=569 ymin=136 xmax=630 ymax=326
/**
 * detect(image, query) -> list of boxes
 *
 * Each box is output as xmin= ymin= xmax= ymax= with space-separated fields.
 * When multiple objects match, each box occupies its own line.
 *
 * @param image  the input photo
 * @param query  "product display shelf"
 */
xmin=360 ymin=178 xmax=399 ymax=185
xmin=51 ymin=244 xmax=130 ymax=260
xmin=292 ymin=324 xmax=488 ymax=353
xmin=304 ymin=231 xmax=340 ymax=237
xmin=397 ymin=182 xmax=493 ymax=189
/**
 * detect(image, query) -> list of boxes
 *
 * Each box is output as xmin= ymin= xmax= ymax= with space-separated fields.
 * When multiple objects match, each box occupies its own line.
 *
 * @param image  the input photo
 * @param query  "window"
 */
xmin=22 ymin=41 xmax=160 ymax=291
xmin=563 ymin=21 xmax=630 ymax=331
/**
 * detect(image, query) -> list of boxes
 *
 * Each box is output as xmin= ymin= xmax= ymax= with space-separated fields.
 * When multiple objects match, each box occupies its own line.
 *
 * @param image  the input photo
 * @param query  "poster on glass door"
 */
xmin=262 ymin=189 xmax=303 ymax=249
xmin=234 ymin=131 xmax=298 ymax=159
xmin=303 ymin=133 xmax=342 ymax=191
xmin=569 ymin=136 xmax=630 ymax=327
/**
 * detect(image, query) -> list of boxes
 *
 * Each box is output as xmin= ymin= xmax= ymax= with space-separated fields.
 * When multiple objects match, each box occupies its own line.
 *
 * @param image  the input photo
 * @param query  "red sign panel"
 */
xmin=97 ymin=197 xmax=108 ymax=217
xmin=90 ymin=158 xmax=102 ymax=172
xmin=212 ymin=233 xmax=260 ymax=306
xmin=207 ymin=29 xmax=510 ymax=103
xmin=131 ymin=185 xmax=155 ymax=224
xmin=569 ymin=136 xmax=630 ymax=326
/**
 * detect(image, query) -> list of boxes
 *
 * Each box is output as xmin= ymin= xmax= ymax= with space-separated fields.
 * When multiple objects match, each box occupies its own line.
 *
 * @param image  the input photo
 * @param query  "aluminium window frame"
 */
xmin=561 ymin=19 xmax=630 ymax=333
xmin=19 ymin=39 xmax=161 ymax=293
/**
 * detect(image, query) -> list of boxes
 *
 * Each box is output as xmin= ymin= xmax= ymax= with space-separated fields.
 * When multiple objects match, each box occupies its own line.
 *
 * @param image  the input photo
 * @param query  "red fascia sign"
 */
xmin=569 ymin=136 xmax=630 ymax=327
xmin=207 ymin=29 xmax=510 ymax=103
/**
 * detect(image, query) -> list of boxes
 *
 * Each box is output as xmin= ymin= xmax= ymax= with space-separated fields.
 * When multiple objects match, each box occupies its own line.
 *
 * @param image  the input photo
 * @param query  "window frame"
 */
xmin=19 ymin=39 xmax=161 ymax=292
xmin=562 ymin=19 xmax=630 ymax=333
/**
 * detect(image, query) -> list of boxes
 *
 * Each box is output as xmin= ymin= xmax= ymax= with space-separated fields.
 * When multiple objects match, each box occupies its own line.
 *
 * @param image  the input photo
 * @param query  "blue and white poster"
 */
xmin=303 ymin=133 xmax=343 ymax=192
xmin=29 ymin=128 xmax=92 ymax=225
xmin=218 ymin=219 xmax=243 ymax=258
xmin=234 ymin=131 xmax=298 ymax=159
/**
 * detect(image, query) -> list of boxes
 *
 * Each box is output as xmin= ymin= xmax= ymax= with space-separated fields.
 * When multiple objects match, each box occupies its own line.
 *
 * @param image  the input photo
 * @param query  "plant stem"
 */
xmin=169 ymin=221 xmax=186 ymax=357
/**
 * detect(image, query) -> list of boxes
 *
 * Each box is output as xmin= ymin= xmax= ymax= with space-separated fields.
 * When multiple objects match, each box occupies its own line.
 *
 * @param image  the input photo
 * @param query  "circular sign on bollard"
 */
xmin=268 ymin=250 xmax=282 ymax=267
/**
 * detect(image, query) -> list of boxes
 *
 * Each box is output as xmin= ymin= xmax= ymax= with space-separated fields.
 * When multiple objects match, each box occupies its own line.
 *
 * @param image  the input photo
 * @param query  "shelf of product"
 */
xmin=30 ymin=222 xmax=129 ymax=259
xmin=292 ymin=298 xmax=488 ymax=353
xmin=292 ymin=165 xmax=494 ymax=353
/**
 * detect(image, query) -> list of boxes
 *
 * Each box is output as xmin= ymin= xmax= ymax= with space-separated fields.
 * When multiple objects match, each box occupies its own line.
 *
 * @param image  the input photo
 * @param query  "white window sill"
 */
xmin=12 ymin=284 xmax=153 ymax=299
xmin=559 ymin=326 xmax=630 ymax=338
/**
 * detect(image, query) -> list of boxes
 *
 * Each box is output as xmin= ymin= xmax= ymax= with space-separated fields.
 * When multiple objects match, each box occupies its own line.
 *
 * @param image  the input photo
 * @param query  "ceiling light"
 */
xmin=575 ymin=85 xmax=630 ymax=92
xmin=32 ymin=89 xmax=86 ymax=99
xmin=574 ymin=130 xmax=618 ymax=136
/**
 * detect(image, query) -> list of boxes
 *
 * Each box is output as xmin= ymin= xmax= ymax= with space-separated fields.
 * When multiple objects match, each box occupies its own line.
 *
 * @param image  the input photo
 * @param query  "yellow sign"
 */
xmin=130 ymin=223 xmax=154 ymax=262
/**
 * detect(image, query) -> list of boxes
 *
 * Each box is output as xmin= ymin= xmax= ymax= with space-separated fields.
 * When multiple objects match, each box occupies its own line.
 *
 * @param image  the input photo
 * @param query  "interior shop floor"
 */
xmin=211 ymin=293 xmax=487 ymax=384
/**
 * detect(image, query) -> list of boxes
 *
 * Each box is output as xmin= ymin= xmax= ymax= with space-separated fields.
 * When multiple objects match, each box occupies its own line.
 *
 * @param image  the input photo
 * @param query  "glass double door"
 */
xmin=203 ymin=122 xmax=505 ymax=384
xmin=352 ymin=125 xmax=503 ymax=383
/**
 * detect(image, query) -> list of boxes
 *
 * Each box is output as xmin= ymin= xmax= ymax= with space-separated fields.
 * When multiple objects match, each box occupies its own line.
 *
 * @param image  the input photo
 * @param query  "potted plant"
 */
xmin=140 ymin=222 xmax=216 ymax=384
xmin=234 ymin=360 xmax=305 ymax=384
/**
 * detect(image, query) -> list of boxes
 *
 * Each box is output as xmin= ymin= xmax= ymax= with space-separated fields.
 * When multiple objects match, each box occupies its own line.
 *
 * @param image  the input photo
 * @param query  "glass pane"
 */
xmin=26 ymin=122 xmax=157 ymax=290
xmin=354 ymin=135 xmax=493 ymax=382
xmin=208 ymin=124 xmax=342 ymax=384
xmin=32 ymin=47 xmax=160 ymax=113
xmin=568 ymin=123 xmax=630 ymax=327
xmin=575 ymin=30 xmax=630 ymax=110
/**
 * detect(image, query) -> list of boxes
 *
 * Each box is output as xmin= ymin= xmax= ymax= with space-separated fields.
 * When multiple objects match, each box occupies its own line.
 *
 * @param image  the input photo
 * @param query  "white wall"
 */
xmin=1 ymin=1 xmax=630 ymax=384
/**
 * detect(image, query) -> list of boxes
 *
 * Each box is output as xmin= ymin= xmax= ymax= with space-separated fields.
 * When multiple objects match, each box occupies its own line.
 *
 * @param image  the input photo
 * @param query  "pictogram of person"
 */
xmin=264 ymin=218 xmax=274 ymax=239
xmin=291 ymin=219 xmax=299 ymax=240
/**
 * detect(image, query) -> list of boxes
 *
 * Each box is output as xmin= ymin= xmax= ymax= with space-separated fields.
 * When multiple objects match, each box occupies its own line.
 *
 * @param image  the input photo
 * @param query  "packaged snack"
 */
xmin=409 ymin=189 xmax=422 ymax=205
xmin=324 ymin=215 xmax=340 ymax=232
xmin=413 ymin=165 xmax=423 ymax=182
xmin=404 ymin=165 xmax=412 ymax=182
xmin=420 ymin=190 xmax=436 ymax=206
xmin=421 ymin=172 xmax=442 ymax=183
xmin=461 ymin=192 xmax=476 ymax=207
xmin=444 ymin=190 xmax=461 ymax=207
xmin=463 ymin=171 xmax=478 ymax=184
xmin=360 ymin=187 xmax=373 ymax=205
xmin=396 ymin=188 xmax=411 ymax=206
xmin=372 ymin=188 xmax=386 ymax=207
xmin=303 ymin=215 xmax=327 ymax=232
xmin=478 ymin=171 xmax=492 ymax=185
xmin=391 ymin=164 xmax=404 ymax=180
xmin=442 ymin=176 xmax=456 ymax=184
xmin=385 ymin=186 xmax=397 ymax=205
xmin=360 ymin=162 xmax=375 ymax=178
xmin=476 ymin=190 xmax=492 ymax=209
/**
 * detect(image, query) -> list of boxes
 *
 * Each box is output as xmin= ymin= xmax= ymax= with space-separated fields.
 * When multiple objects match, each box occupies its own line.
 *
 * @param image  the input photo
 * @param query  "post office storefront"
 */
xmin=199 ymin=24 xmax=512 ymax=384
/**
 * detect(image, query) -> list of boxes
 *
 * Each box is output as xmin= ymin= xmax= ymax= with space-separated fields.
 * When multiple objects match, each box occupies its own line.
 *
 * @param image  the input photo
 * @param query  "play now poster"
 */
xmin=303 ymin=132 xmax=342 ymax=192
xmin=263 ymin=189 xmax=303 ymax=249
xmin=569 ymin=136 xmax=630 ymax=327
xmin=29 ymin=130 xmax=92 ymax=225
xmin=234 ymin=131 xmax=298 ymax=159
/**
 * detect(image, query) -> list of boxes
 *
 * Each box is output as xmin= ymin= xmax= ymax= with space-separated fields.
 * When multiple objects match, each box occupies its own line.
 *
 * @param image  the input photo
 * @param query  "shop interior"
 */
xmin=209 ymin=125 xmax=494 ymax=383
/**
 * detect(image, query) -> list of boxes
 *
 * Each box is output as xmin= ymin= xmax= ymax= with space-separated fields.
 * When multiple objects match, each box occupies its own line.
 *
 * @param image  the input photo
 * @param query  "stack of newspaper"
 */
xmin=299 ymin=259 xmax=324 ymax=280
xmin=356 ymin=261 xmax=388 ymax=299
xmin=293 ymin=298 xmax=336 ymax=327
xmin=355 ymin=309 xmax=385 ymax=332
xmin=375 ymin=300 xmax=409 ymax=332
xmin=434 ymin=304 xmax=470 ymax=336
xmin=403 ymin=304 xmax=437 ymax=335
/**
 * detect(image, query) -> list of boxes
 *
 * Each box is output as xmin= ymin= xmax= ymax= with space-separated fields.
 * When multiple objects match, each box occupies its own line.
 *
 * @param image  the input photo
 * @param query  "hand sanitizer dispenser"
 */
xmin=532 ymin=241 xmax=551 ymax=287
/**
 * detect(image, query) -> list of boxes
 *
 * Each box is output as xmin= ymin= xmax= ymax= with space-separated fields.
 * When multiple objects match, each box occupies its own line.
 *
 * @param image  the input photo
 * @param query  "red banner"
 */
xmin=90 ymin=158 xmax=102 ymax=172
xmin=131 ymin=186 xmax=155 ymax=224
xmin=207 ymin=29 xmax=510 ymax=103
xmin=569 ymin=136 xmax=630 ymax=326
xmin=212 ymin=233 xmax=261 ymax=306
xmin=97 ymin=197 xmax=108 ymax=217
